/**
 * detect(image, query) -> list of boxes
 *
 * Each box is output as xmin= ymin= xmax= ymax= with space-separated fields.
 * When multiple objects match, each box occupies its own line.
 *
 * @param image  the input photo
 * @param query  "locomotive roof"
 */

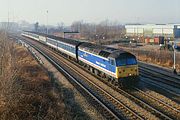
xmin=108 ymin=51 xmax=136 ymax=58
xmin=79 ymin=42 xmax=132 ymax=59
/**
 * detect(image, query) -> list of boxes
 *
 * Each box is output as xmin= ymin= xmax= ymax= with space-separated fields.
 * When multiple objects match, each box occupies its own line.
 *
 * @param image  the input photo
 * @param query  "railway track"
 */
xmin=140 ymin=76 xmax=180 ymax=95
xmin=127 ymin=87 xmax=180 ymax=119
xmin=112 ymin=86 xmax=178 ymax=120
xmin=137 ymin=62 xmax=180 ymax=101
xmin=139 ymin=77 xmax=180 ymax=104
xmin=138 ymin=62 xmax=180 ymax=77
xmin=139 ymin=68 xmax=180 ymax=89
xmin=139 ymin=66 xmax=180 ymax=99
xmin=42 ymin=45 xmax=178 ymax=120
xmin=15 ymin=35 xmax=179 ymax=120
xmin=139 ymin=63 xmax=180 ymax=88
xmin=48 ymin=45 xmax=179 ymax=119
xmin=132 ymin=87 xmax=179 ymax=112
xmin=14 ymin=37 xmax=146 ymax=120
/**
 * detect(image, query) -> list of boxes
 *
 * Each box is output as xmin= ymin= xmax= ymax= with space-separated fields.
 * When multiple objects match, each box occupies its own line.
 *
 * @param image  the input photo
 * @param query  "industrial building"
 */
xmin=125 ymin=24 xmax=180 ymax=39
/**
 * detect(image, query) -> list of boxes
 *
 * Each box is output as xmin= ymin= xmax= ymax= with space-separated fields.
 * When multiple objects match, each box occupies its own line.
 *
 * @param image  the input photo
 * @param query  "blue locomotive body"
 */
xmin=78 ymin=49 xmax=116 ymax=77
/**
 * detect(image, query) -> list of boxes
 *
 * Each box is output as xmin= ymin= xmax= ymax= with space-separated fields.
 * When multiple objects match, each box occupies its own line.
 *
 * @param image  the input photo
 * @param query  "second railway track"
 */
xmin=139 ymin=62 xmax=180 ymax=88
xmin=15 ymin=36 xmax=146 ymax=120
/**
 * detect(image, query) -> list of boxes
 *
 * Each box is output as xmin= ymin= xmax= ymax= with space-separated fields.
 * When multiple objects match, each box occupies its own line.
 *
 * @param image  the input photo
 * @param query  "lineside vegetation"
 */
xmin=0 ymin=31 xmax=90 ymax=120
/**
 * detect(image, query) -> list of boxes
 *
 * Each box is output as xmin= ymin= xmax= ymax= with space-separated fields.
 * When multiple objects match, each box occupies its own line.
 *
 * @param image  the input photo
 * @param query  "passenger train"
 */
xmin=22 ymin=31 xmax=139 ymax=86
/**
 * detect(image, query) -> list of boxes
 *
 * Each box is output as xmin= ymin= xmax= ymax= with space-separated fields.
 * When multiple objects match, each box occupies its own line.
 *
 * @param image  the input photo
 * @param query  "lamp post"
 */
xmin=7 ymin=0 xmax=10 ymax=31
xmin=46 ymin=10 xmax=49 ymax=34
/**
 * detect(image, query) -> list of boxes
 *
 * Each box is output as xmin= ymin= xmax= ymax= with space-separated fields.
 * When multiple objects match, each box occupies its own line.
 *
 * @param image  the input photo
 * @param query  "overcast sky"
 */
xmin=0 ymin=0 xmax=180 ymax=25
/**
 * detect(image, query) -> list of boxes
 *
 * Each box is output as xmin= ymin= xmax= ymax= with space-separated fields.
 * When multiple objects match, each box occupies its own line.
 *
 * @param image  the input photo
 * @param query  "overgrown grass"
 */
xmin=0 ymin=32 xmax=91 ymax=120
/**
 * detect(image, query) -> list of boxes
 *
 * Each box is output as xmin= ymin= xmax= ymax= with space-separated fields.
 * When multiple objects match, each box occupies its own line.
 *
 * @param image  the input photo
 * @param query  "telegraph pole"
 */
xmin=6 ymin=0 xmax=10 ymax=32
xmin=173 ymin=41 xmax=177 ymax=74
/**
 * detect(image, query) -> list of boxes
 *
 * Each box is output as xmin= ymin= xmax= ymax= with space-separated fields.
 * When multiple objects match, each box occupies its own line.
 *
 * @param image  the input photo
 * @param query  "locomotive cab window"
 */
xmin=116 ymin=54 xmax=137 ymax=66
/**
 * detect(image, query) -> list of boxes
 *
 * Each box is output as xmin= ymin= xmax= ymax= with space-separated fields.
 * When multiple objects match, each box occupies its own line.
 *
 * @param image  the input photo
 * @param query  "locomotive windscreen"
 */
xmin=116 ymin=54 xmax=137 ymax=66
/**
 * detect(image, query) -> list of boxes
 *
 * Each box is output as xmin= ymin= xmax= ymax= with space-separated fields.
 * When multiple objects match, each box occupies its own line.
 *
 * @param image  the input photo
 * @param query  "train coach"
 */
xmin=46 ymin=35 xmax=82 ymax=59
xmin=22 ymin=31 xmax=40 ymax=41
xmin=22 ymin=31 xmax=139 ymax=86
xmin=22 ymin=31 xmax=82 ymax=60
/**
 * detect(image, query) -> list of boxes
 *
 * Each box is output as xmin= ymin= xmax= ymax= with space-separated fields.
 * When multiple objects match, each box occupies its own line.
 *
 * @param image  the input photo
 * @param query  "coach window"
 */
xmin=66 ymin=45 xmax=68 ymax=50
xmin=68 ymin=46 xmax=70 ymax=51
xmin=70 ymin=47 xmax=73 ymax=52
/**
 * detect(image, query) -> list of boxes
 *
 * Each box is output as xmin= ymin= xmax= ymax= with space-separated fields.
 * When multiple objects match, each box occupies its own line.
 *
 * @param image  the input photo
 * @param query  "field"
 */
xmin=0 ymin=32 xmax=98 ymax=120
xmin=0 ymin=33 xmax=65 ymax=119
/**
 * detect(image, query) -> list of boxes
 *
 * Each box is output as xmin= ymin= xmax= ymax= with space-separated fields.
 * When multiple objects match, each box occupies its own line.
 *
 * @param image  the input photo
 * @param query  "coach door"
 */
xmin=109 ymin=58 xmax=116 ymax=74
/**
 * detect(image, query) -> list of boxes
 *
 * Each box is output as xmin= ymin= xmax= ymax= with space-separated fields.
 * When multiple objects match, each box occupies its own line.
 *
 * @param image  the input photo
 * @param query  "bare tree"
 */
xmin=57 ymin=22 xmax=65 ymax=32
xmin=70 ymin=20 xmax=125 ymax=42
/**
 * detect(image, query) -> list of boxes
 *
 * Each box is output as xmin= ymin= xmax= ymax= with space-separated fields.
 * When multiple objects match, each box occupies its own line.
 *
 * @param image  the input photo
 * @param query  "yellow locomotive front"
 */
xmin=116 ymin=65 xmax=139 ymax=78
xmin=115 ymin=53 xmax=139 ymax=84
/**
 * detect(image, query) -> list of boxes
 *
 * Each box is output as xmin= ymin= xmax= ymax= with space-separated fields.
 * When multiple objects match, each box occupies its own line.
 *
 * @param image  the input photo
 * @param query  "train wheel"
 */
xmin=86 ymin=65 xmax=90 ymax=70
xmin=107 ymin=77 xmax=111 ymax=82
xmin=94 ymin=69 xmax=99 ymax=76
xmin=100 ymin=72 xmax=105 ymax=78
xmin=114 ymin=82 xmax=119 ymax=87
xmin=111 ymin=79 xmax=115 ymax=85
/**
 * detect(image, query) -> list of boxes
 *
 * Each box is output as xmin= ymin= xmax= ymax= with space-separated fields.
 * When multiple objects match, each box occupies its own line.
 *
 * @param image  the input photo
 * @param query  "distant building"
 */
xmin=0 ymin=22 xmax=19 ymax=31
xmin=53 ymin=32 xmax=81 ymax=39
xmin=125 ymin=24 xmax=180 ymax=39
